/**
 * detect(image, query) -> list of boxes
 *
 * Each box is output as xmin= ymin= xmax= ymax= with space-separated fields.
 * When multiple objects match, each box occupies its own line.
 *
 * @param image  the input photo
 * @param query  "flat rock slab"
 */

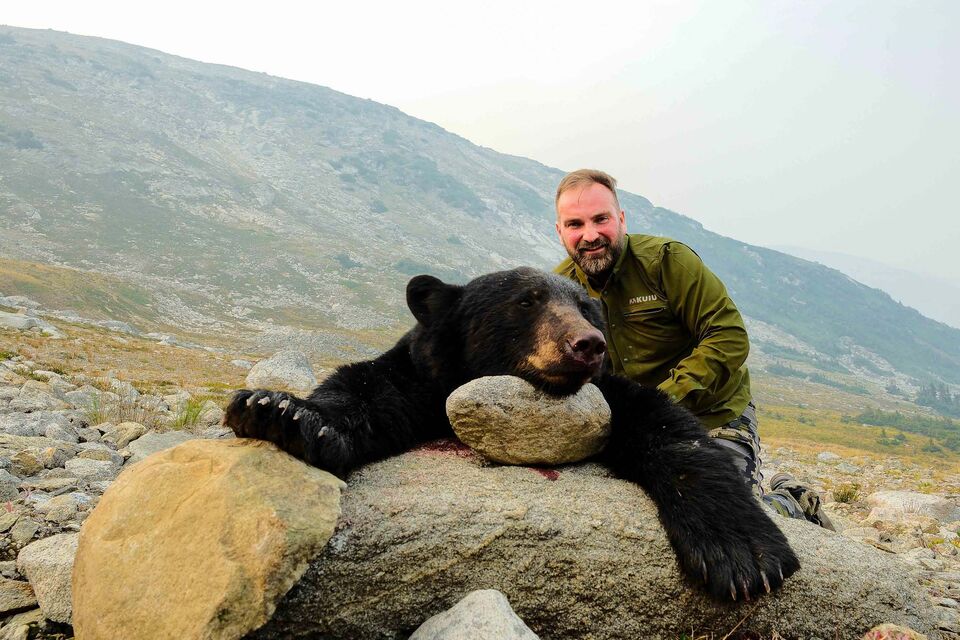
xmin=252 ymin=443 xmax=937 ymax=640
xmin=73 ymin=439 xmax=344 ymax=640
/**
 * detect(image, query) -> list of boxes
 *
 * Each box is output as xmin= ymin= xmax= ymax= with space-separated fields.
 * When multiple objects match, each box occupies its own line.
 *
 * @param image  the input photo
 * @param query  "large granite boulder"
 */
xmin=73 ymin=439 xmax=938 ymax=639
xmin=252 ymin=443 xmax=937 ymax=639
xmin=72 ymin=439 xmax=344 ymax=640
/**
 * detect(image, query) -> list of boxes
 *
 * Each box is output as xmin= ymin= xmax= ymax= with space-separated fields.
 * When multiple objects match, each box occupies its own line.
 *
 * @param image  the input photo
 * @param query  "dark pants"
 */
xmin=708 ymin=402 xmax=808 ymax=521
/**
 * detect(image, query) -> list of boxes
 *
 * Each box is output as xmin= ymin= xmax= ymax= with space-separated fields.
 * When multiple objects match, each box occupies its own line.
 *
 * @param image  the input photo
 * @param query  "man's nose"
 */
xmin=582 ymin=225 xmax=600 ymax=242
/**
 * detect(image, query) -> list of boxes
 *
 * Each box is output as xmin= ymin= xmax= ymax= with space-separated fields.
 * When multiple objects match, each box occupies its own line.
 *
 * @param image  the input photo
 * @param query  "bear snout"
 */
xmin=564 ymin=329 xmax=606 ymax=368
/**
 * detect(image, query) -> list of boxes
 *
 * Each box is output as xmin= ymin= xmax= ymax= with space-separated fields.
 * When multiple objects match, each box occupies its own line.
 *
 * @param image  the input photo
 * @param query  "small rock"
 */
xmin=86 ymin=481 xmax=113 ymax=494
xmin=76 ymin=427 xmax=101 ymax=443
xmin=108 ymin=380 xmax=139 ymax=401
xmin=0 ymin=412 xmax=79 ymax=439
xmin=445 ymin=376 xmax=611 ymax=465
xmin=43 ymin=424 xmax=78 ymax=444
xmin=836 ymin=462 xmax=860 ymax=474
xmin=0 ymin=578 xmax=37 ymax=615
xmin=77 ymin=448 xmax=124 ymax=466
xmin=9 ymin=451 xmax=43 ymax=478
xmin=410 ymin=589 xmax=540 ymax=640
xmin=137 ymin=394 xmax=168 ymax=412
xmin=101 ymin=422 xmax=146 ymax=449
xmin=162 ymin=391 xmax=191 ymax=412
xmin=0 ymin=607 xmax=44 ymax=640
xmin=245 ymin=351 xmax=317 ymax=394
xmin=16 ymin=533 xmax=78 ymax=624
xmin=9 ymin=519 xmax=38 ymax=545
xmin=64 ymin=386 xmax=101 ymax=410
xmin=0 ymin=561 xmax=18 ymax=579
xmin=231 ymin=359 xmax=253 ymax=370
xmin=20 ymin=478 xmax=77 ymax=491
xmin=64 ymin=458 xmax=120 ymax=482
xmin=817 ymin=451 xmax=841 ymax=463
xmin=9 ymin=382 xmax=68 ymax=413
xmin=198 ymin=400 xmax=225 ymax=426
xmin=0 ymin=470 xmax=19 ymax=502
xmin=37 ymin=493 xmax=91 ymax=524
xmin=0 ymin=512 xmax=20 ymax=533
xmin=39 ymin=445 xmax=78 ymax=470
xmin=200 ymin=426 xmax=235 ymax=440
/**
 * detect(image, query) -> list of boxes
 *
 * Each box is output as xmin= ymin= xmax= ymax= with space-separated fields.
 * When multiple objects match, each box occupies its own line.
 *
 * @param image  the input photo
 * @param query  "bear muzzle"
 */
xmin=562 ymin=329 xmax=606 ymax=373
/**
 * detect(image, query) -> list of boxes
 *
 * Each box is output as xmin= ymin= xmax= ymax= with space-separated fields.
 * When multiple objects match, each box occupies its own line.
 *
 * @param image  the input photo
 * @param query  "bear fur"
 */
xmin=225 ymin=267 xmax=799 ymax=601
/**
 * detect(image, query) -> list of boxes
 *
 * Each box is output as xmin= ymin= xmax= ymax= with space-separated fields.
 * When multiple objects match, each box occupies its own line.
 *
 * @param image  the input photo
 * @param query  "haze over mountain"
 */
xmin=772 ymin=245 xmax=960 ymax=331
xmin=1 ymin=26 xmax=959 ymax=387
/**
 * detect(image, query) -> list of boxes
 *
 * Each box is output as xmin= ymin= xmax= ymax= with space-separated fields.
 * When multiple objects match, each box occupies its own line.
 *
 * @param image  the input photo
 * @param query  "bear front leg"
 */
xmin=595 ymin=374 xmax=800 ymax=601
xmin=224 ymin=389 xmax=357 ymax=477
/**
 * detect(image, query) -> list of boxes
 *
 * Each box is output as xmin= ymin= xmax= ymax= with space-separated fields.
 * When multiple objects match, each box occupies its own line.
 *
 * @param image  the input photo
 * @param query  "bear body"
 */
xmin=225 ymin=267 xmax=799 ymax=601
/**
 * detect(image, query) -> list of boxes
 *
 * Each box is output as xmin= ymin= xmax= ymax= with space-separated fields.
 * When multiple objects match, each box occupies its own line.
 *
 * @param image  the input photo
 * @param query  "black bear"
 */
xmin=225 ymin=267 xmax=799 ymax=601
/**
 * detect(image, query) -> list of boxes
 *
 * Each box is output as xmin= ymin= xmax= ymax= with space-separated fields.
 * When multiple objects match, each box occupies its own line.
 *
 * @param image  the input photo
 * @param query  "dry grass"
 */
xmin=0 ymin=322 xmax=250 ymax=400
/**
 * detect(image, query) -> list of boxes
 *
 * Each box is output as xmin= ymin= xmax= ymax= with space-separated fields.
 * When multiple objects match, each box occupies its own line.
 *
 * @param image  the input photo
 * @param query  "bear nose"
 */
xmin=568 ymin=330 xmax=606 ymax=357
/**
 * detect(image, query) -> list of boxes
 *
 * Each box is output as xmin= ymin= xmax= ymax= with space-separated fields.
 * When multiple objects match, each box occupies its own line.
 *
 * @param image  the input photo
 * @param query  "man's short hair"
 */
xmin=555 ymin=169 xmax=621 ymax=210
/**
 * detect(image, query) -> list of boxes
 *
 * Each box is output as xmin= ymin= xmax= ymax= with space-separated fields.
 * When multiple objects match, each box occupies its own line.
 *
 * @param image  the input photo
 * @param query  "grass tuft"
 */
xmin=832 ymin=482 xmax=861 ymax=504
xmin=172 ymin=397 xmax=206 ymax=430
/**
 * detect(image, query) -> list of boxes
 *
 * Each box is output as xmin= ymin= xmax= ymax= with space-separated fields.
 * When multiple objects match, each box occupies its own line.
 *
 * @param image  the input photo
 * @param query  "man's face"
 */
xmin=556 ymin=182 xmax=626 ymax=277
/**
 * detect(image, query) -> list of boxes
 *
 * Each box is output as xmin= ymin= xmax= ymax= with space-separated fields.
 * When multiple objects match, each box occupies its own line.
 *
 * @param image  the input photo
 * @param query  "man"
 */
xmin=553 ymin=168 xmax=831 ymax=529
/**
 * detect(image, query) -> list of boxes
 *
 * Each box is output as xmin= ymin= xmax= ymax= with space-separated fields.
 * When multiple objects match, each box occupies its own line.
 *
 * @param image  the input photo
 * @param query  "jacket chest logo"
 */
xmin=628 ymin=294 xmax=658 ymax=305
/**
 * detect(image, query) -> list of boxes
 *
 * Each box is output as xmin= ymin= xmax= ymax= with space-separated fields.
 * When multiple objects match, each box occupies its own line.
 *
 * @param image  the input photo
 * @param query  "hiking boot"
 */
xmin=770 ymin=472 xmax=836 ymax=531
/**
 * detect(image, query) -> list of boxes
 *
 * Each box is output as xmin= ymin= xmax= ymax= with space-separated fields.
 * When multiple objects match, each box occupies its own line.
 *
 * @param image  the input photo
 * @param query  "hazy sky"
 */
xmin=5 ymin=1 xmax=959 ymax=280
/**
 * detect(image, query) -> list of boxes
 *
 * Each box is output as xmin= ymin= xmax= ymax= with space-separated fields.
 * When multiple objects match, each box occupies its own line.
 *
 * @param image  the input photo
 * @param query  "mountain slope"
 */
xmin=770 ymin=245 xmax=960 ymax=330
xmin=1 ymin=26 xmax=959 ymax=384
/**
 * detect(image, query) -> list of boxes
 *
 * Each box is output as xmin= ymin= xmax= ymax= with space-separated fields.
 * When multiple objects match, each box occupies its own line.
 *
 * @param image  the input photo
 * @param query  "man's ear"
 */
xmin=406 ymin=275 xmax=463 ymax=326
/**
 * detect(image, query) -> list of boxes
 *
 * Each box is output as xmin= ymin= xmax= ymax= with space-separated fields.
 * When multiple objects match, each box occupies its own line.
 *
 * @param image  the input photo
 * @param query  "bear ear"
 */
xmin=406 ymin=275 xmax=462 ymax=326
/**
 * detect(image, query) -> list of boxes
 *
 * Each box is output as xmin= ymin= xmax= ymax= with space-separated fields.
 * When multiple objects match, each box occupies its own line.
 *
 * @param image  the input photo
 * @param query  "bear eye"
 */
xmin=579 ymin=302 xmax=592 ymax=315
xmin=518 ymin=298 xmax=533 ymax=308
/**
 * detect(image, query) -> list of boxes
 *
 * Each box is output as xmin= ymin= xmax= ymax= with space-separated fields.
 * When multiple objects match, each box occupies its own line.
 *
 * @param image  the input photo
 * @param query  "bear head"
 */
xmin=406 ymin=267 xmax=606 ymax=396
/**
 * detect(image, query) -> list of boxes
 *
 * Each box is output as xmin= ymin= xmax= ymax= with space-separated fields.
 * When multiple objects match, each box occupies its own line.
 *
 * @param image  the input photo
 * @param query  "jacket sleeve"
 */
xmin=654 ymin=243 xmax=749 ymax=405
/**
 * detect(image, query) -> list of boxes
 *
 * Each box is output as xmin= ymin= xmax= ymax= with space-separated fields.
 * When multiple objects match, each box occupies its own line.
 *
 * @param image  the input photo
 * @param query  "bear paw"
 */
xmin=224 ymin=389 xmax=308 ymax=459
xmin=674 ymin=520 xmax=800 ymax=601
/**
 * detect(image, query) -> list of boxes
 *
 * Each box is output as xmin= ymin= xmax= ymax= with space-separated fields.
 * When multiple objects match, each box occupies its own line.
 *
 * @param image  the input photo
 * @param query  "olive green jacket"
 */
xmin=555 ymin=234 xmax=751 ymax=428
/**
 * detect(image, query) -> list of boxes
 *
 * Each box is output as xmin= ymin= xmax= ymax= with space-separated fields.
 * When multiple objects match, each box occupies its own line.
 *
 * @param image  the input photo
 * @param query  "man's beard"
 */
xmin=571 ymin=235 xmax=625 ymax=277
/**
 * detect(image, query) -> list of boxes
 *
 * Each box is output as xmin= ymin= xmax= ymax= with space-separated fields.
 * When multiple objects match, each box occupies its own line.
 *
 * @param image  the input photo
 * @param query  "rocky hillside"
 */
xmin=1 ymin=26 xmax=959 ymax=390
